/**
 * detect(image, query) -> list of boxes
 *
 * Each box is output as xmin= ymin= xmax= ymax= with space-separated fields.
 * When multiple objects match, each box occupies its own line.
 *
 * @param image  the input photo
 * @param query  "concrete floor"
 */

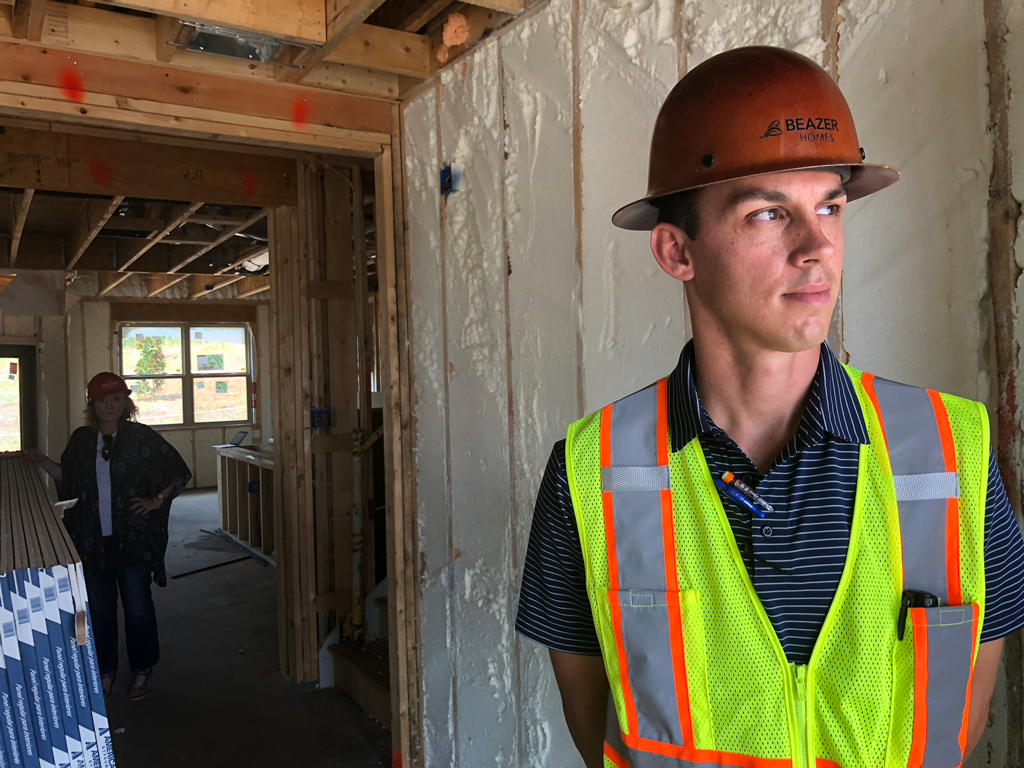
xmin=104 ymin=490 xmax=392 ymax=767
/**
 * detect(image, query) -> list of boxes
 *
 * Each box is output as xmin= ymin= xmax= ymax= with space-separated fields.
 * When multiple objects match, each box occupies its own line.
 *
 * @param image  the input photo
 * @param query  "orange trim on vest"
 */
xmin=957 ymin=604 xmax=981 ymax=762
xmin=860 ymin=373 xmax=889 ymax=453
xmin=657 ymin=378 xmax=670 ymax=466
xmin=604 ymin=742 xmax=630 ymax=768
xmin=908 ymin=607 xmax=930 ymax=768
xmin=618 ymin=728 xmax=793 ymax=768
xmin=608 ymin=590 xmax=640 ymax=738
xmin=928 ymin=389 xmax=962 ymax=606
xmin=601 ymin=404 xmax=613 ymax=468
xmin=815 ymin=761 xmax=843 ymax=768
xmin=661 ymin=490 xmax=695 ymax=746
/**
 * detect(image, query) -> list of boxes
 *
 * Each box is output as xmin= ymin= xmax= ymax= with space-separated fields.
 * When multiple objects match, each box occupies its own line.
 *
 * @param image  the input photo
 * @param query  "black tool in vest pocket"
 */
xmin=897 ymin=590 xmax=940 ymax=641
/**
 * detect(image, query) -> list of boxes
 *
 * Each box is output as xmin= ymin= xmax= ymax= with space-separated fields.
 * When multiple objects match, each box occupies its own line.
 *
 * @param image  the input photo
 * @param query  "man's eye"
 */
xmin=818 ymin=204 xmax=842 ymax=216
xmin=751 ymin=209 xmax=781 ymax=221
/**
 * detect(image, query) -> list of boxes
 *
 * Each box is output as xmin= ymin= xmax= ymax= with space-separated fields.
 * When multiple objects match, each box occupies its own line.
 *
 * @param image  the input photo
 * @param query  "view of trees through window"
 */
xmin=120 ymin=325 xmax=250 ymax=426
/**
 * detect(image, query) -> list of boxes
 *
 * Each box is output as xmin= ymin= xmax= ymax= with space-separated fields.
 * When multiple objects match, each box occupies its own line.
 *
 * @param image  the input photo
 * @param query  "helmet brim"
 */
xmin=611 ymin=163 xmax=901 ymax=231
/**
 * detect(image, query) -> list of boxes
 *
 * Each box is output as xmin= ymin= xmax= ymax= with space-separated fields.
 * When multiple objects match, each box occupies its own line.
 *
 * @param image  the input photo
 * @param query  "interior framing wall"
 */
xmin=0 ymin=81 xmax=416 ymax=761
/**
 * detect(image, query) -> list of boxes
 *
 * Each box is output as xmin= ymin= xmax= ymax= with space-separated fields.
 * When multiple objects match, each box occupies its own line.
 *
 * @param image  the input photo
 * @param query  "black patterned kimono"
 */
xmin=58 ymin=421 xmax=192 ymax=587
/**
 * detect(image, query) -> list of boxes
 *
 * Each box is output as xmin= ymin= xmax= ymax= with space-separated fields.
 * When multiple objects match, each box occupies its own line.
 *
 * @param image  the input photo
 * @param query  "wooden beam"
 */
xmin=154 ymin=14 xmax=190 ymax=63
xmin=460 ymin=0 xmax=522 ymax=13
xmin=323 ymin=24 xmax=429 ymax=78
xmin=0 ymin=127 xmax=298 ymax=208
xmin=102 ymin=216 xmax=166 ymax=232
xmin=109 ymin=299 xmax=259 ymax=322
xmin=398 ymin=0 xmax=451 ymax=32
xmin=104 ymin=0 xmax=327 ymax=45
xmin=12 ymin=0 xmax=45 ymax=40
xmin=191 ymin=273 xmax=248 ymax=298
xmin=97 ymin=270 xmax=131 ymax=296
xmin=119 ymin=202 xmax=203 ymax=272
xmin=170 ymin=209 xmax=267 ymax=273
xmin=66 ymin=195 xmax=124 ymax=269
xmin=19 ymin=1 xmax=398 ymax=100
xmin=8 ymin=188 xmax=33 ymax=265
xmin=275 ymin=0 xmax=388 ymax=84
xmin=14 ymin=233 xmax=235 ymax=274
xmin=215 ymin=244 xmax=268 ymax=275
xmin=146 ymin=272 xmax=189 ymax=297
xmin=235 ymin=275 xmax=270 ymax=298
xmin=0 ymin=36 xmax=394 ymax=136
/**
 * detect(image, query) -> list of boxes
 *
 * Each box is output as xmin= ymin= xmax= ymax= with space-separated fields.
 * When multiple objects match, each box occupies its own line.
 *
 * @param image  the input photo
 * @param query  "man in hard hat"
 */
xmin=515 ymin=46 xmax=1024 ymax=768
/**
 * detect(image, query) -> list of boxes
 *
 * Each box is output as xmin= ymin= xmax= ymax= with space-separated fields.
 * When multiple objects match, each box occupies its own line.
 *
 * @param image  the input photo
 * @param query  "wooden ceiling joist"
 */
xmin=325 ymin=24 xmax=429 ymax=78
xmin=190 ymin=273 xmax=247 ymax=299
xmin=146 ymin=272 xmax=189 ymax=297
xmin=0 ymin=126 xmax=298 ymax=208
xmin=399 ymin=0 xmax=452 ymax=32
xmin=8 ymin=188 xmax=34 ymax=266
xmin=97 ymin=270 xmax=131 ymax=296
xmin=154 ymin=14 xmax=190 ymax=63
xmin=234 ymin=276 xmax=271 ymax=299
xmin=0 ymin=35 xmax=393 ymax=137
xmin=170 ymin=209 xmax=267 ymax=273
xmin=118 ymin=201 xmax=203 ymax=272
xmin=12 ymin=1 xmax=398 ymax=101
xmin=12 ymin=0 xmax=45 ymax=40
xmin=275 ymin=0 xmax=389 ymax=84
xmin=104 ymin=0 xmax=328 ymax=45
xmin=215 ymin=244 xmax=268 ymax=275
xmin=66 ymin=196 xmax=125 ymax=269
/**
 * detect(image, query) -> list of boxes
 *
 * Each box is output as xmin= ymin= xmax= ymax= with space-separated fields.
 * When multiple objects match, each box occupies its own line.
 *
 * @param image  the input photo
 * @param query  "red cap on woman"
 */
xmin=87 ymin=372 xmax=130 ymax=402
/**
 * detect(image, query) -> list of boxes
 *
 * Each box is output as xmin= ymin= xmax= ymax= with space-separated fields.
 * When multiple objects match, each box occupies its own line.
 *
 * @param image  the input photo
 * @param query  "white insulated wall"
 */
xmin=404 ymin=0 xmax=1009 ymax=764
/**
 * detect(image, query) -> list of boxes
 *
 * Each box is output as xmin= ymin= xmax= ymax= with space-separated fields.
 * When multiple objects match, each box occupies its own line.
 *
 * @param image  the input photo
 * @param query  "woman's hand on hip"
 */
xmin=131 ymin=497 xmax=162 ymax=515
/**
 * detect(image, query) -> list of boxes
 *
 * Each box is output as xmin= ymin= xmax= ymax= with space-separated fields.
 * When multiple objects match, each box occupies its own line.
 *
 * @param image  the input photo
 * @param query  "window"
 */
xmin=119 ymin=324 xmax=251 ymax=427
xmin=0 ymin=346 xmax=37 ymax=451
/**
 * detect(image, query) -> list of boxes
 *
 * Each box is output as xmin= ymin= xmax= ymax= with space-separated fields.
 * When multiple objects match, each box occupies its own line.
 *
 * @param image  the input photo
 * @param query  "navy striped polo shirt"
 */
xmin=515 ymin=342 xmax=1024 ymax=663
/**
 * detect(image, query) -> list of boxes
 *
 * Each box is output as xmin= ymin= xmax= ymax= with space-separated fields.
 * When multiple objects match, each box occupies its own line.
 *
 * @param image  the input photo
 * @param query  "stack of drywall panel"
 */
xmin=0 ymin=452 xmax=115 ymax=768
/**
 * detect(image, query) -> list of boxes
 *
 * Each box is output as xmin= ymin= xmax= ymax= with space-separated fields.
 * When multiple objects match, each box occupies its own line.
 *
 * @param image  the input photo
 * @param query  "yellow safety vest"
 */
xmin=565 ymin=365 xmax=987 ymax=768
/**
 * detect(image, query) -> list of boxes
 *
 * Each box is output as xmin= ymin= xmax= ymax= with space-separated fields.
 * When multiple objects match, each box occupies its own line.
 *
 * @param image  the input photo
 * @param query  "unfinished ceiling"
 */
xmin=0 ymin=0 xmax=522 ymax=100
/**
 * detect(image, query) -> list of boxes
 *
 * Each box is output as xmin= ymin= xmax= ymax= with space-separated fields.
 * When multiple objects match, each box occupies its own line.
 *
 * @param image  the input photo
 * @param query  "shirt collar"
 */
xmin=667 ymin=340 xmax=869 ymax=453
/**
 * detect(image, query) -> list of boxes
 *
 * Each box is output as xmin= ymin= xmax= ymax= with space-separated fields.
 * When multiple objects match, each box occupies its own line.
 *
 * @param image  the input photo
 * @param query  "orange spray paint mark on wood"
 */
xmin=59 ymin=68 xmax=86 ymax=102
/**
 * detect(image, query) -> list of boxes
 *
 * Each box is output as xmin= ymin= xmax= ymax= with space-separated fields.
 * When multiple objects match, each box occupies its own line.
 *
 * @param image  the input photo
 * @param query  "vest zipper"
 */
xmin=792 ymin=664 xmax=809 ymax=768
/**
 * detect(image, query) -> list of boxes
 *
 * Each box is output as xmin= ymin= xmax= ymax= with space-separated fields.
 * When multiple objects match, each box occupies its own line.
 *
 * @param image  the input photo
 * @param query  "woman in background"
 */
xmin=28 ymin=372 xmax=192 ymax=701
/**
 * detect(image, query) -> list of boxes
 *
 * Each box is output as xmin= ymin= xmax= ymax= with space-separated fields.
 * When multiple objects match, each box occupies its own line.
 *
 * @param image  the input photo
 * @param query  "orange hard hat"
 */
xmin=612 ymin=46 xmax=899 ymax=230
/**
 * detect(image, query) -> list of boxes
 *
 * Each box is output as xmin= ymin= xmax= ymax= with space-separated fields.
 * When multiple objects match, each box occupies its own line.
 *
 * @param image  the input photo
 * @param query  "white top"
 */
xmin=96 ymin=430 xmax=116 ymax=537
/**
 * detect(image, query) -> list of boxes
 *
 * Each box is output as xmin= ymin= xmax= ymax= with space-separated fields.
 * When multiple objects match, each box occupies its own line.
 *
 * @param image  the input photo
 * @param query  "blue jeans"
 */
xmin=85 ymin=540 xmax=160 ymax=675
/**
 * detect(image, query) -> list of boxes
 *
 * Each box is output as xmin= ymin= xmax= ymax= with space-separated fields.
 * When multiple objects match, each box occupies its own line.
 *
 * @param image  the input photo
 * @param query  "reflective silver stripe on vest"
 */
xmin=916 ymin=605 xmax=976 ymax=768
xmin=605 ymin=384 xmax=685 ymax=747
xmin=870 ymin=377 xmax=955 ymax=603
xmin=604 ymin=696 xmax=744 ymax=768
xmin=893 ymin=472 xmax=959 ymax=502
xmin=602 ymin=466 xmax=672 ymax=492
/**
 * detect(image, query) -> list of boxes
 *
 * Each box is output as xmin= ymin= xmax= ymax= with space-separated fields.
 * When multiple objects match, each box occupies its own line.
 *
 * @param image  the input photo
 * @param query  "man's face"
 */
xmin=662 ymin=170 xmax=846 ymax=353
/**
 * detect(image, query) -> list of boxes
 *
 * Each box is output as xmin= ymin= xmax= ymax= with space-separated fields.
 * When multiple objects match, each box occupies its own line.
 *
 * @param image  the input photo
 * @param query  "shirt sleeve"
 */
xmin=980 ymin=447 xmax=1024 ymax=642
xmin=514 ymin=440 xmax=601 ymax=655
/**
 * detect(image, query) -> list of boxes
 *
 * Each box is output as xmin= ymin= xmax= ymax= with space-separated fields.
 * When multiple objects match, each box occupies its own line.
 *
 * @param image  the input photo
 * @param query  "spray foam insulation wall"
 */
xmin=838 ymin=0 xmax=992 ymax=401
xmin=404 ymin=0 xmax=1010 ymax=764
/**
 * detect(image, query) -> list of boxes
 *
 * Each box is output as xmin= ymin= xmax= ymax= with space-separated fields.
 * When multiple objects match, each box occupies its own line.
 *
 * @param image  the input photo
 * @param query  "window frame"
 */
xmin=116 ymin=322 xmax=253 ymax=429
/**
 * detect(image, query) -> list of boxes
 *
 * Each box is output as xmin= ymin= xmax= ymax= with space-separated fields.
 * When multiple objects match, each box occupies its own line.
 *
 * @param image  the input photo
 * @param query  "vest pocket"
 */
xmin=905 ymin=603 xmax=978 ymax=768
xmin=607 ymin=589 xmax=711 ymax=749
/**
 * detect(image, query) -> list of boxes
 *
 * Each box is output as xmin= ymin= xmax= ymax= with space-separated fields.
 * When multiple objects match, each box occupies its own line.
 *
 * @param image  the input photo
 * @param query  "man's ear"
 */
xmin=651 ymin=222 xmax=695 ymax=282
